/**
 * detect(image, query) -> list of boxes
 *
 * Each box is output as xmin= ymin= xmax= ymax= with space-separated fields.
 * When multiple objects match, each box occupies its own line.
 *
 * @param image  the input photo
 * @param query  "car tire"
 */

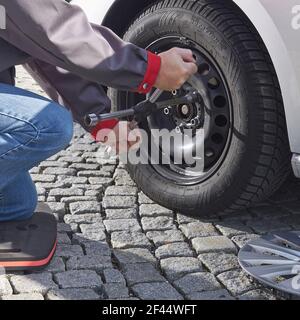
xmin=110 ymin=0 xmax=291 ymax=215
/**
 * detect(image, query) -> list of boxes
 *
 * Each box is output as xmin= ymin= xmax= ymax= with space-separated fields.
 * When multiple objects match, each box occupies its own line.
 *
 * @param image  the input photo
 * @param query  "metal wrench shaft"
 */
xmin=84 ymin=75 xmax=201 ymax=127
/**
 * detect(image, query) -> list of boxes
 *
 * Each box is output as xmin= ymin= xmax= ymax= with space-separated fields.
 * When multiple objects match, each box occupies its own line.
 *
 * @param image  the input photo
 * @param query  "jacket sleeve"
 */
xmin=0 ymin=0 xmax=161 ymax=93
xmin=24 ymin=58 xmax=111 ymax=133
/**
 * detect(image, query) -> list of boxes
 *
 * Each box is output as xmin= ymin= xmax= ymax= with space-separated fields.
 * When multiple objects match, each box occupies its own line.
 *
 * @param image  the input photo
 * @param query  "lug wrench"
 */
xmin=84 ymin=77 xmax=201 ymax=127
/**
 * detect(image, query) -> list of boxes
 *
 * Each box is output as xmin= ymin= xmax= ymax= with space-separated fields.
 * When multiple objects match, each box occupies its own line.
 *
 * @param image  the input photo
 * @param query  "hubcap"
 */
xmin=239 ymin=231 xmax=300 ymax=297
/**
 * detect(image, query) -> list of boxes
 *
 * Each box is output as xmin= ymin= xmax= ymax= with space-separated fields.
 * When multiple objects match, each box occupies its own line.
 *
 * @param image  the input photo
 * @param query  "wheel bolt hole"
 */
xmin=215 ymin=115 xmax=228 ymax=127
xmin=211 ymin=133 xmax=223 ymax=145
xmin=208 ymin=77 xmax=220 ymax=89
xmin=198 ymin=63 xmax=210 ymax=76
xmin=213 ymin=95 xmax=227 ymax=108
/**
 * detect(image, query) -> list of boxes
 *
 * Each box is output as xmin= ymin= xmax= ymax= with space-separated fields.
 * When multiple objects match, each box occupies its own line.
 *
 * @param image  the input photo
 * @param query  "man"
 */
xmin=0 ymin=0 xmax=197 ymax=222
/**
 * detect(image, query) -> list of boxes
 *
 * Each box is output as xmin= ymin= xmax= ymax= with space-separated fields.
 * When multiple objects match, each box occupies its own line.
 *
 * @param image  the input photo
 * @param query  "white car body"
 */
xmin=71 ymin=0 xmax=300 ymax=175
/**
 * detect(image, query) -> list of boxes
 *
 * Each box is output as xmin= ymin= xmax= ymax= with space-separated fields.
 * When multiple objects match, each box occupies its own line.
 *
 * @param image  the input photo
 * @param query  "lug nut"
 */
xmin=164 ymin=107 xmax=170 ymax=115
xmin=191 ymin=116 xmax=201 ymax=127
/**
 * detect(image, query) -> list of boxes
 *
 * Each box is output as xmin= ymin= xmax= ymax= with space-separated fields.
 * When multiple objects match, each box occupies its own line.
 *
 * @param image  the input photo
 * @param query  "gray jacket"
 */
xmin=0 ymin=0 xmax=154 ymax=131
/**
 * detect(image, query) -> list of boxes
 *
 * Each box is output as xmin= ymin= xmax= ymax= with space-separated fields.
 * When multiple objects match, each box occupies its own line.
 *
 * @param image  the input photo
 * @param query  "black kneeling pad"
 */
xmin=0 ymin=203 xmax=57 ymax=271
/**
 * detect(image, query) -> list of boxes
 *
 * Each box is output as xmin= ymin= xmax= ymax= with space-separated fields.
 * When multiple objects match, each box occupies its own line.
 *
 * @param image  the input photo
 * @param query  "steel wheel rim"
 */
xmin=126 ymin=36 xmax=233 ymax=185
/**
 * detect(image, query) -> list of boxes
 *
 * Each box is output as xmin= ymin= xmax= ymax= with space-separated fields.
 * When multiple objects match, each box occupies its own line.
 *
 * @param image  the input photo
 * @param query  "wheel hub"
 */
xmin=161 ymin=85 xmax=205 ymax=133
xmin=179 ymin=105 xmax=190 ymax=117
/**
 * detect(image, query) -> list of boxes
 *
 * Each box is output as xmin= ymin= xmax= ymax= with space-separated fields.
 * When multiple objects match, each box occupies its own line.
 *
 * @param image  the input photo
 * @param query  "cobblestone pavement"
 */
xmin=1 ymin=67 xmax=300 ymax=300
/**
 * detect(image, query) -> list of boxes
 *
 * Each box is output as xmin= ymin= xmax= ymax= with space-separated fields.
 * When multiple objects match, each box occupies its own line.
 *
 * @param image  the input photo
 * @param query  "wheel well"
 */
xmin=102 ymin=0 xmax=158 ymax=37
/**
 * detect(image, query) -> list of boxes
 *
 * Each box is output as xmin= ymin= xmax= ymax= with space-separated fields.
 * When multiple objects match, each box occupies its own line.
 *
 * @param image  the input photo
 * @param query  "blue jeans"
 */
xmin=0 ymin=84 xmax=73 ymax=221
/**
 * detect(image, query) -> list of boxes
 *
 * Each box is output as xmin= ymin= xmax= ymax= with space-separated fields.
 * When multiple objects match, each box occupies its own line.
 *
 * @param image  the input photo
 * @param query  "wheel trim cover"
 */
xmin=238 ymin=231 xmax=300 ymax=297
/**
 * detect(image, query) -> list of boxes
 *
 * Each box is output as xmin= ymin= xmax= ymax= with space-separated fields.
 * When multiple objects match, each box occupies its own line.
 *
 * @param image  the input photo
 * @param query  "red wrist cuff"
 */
xmin=91 ymin=118 xmax=119 ymax=140
xmin=136 ymin=51 xmax=161 ymax=94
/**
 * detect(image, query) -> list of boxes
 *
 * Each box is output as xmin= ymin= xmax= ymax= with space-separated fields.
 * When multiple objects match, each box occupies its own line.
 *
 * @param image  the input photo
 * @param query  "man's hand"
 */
xmin=154 ymin=48 xmax=198 ymax=91
xmin=95 ymin=121 xmax=141 ymax=156
xmin=95 ymin=48 xmax=197 ymax=155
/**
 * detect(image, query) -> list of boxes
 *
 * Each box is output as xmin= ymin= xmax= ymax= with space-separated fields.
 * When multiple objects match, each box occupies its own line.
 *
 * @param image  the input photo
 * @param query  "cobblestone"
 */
xmin=62 ymin=196 xmax=99 ymax=204
xmin=141 ymin=216 xmax=174 ymax=232
xmin=10 ymin=273 xmax=57 ymax=295
xmin=103 ymin=283 xmax=129 ymax=299
xmin=114 ymin=169 xmax=135 ymax=186
xmin=105 ymin=186 xmax=137 ymax=196
xmin=198 ymin=252 xmax=240 ymax=275
xmin=131 ymin=282 xmax=183 ymax=300
xmin=66 ymin=255 xmax=112 ymax=272
xmin=106 ymin=208 xmax=137 ymax=219
xmin=46 ymin=288 xmax=100 ymax=300
xmin=82 ymin=241 xmax=111 ymax=256
xmin=88 ymin=177 xmax=113 ymax=186
xmin=69 ymin=163 xmax=100 ymax=170
xmin=57 ymin=223 xmax=72 ymax=233
xmin=215 ymin=221 xmax=252 ymax=238
xmin=111 ymin=231 xmax=152 ymax=249
xmin=64 ymin=214 xmax=103 ymax=225
xmin=104 ymin=219 xmax=141 ymax=233
xmin=43 ymin=167 xmax=77 ymax=176
xmin=49 ymin=188 xmax=84 ymax=197
xmin=139 ymin=204 xmax=173 ymax=217
xmin=72 ymin=231 xmax=106 ymax=243
xmin=47 ymin=202 xmax=66 ymax=216
xmin=113 ymin=248 xmax=156 ymax=266
xmin=55 ymin=244 xmax=84 ymax=258
xmin=69 ymin=201 xmax=101 ymax=214
xmin=103 ymin=269 xmax=126 ymax=284
xmin=146 ymin=230 xmax=185 ymax=246
xmin=78 ymin=170 xmax=111 ymax=177
xmin=179 ymin=222 xmax=219 ymax=239
xmin=121 ymin=263 xmax=165 ymax=285
xmin=155 ymin=242 xmax=194 ymax=259
xmin=173 ymin=272 xmax=222 ymax=295
xmin=31 ymin=174 xmax=56 ymax=182
xmin=186 ymin=289 xmax=233 ymax=300
xmin=160 ymin=257 xmax=203 ymax=281
xmin=231 ymin=234 xmax=261 ymax=249
xmin=1 ymin=293 xmax=44 ymax=300
xmin=57 ymin=233 xmax=71 ymax=244
xmin=58 ymin=156 xmax=84 ymax=163
xmin=192 ymin=236 xmax=237 ymax=254
xmin=138 ymin=192 xmax=155 ymax=204
xmin=39 ymin=161 xmax=69 ymax=168
xmin=54 ymin=270 xmax=103 ymax=290
xmin=0 ymin=276 xmax=13 ymax=296
xmin=103 ymin=196 xmax=136 ymax=209
xmin=58 ymin=176 xmax=89 ymax=184
xmin=217 ymin=270 xmax=258 ymax=296
xmin=238 ymin=289 xmax=277 ymax=300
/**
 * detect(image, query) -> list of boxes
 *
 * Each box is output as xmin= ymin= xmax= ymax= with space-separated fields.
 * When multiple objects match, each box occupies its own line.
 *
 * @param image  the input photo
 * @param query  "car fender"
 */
xmin=234 ymin=0 xmax=300 ymax=153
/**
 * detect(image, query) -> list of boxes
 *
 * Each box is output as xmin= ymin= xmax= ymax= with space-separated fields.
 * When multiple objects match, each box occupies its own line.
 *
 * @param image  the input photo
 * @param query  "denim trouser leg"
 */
xmin=0 ymin=83 xmax=74 ymax=221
